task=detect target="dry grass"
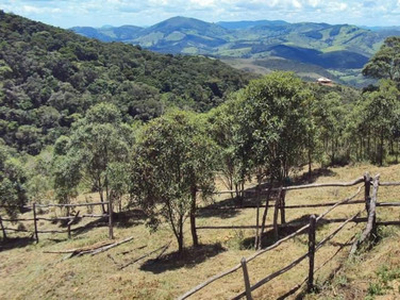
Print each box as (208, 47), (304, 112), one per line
(1, 163), (400, 299)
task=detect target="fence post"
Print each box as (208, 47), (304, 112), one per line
(371, 175), (379, 237)
(0, 215), (7, 241)
(67, 206), (71, 239)
(280, 189), (286, 224)
(108, 200), (114, 239)
(241, 257), (253, 300)
(364, 172), (371, 213)
(254, 181), (261, 249)
(307, 214), (316, 292)
(33, 202), (39, 243)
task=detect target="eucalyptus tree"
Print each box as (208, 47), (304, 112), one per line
(313, 92), (348, 166)
(358, 79), (400, 165)
(363, 36), (400, 82)
(235, 72), (314, 247)
(130, 110), (217, 253)
(206, 92), (246, 200)
(52, 103), (133, 212)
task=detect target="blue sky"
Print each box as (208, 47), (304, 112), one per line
(2, 0), (400, 28)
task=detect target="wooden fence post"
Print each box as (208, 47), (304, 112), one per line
(307, 215), (316, 292)
(108, 200), (114, 239)
(364, 172), (371, 213)
(371, 175), (379, 237)
(33, 202), (39, 243)
(241, 257), (253, 300)
(254, 181), (261, 249)
(67, 206), (71, 239)
(280, 189), (286, 224)
(0, 215), (7, 241)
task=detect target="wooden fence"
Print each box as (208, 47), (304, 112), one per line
(179, 173), (400, 299)
(0, 200), (114, 242)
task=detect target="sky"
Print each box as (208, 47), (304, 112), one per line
(2, 0), (400, 28)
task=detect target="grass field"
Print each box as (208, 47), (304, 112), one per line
(1, 163), (400, 299)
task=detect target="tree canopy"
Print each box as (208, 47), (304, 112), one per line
(130, 110), (217, 252)
(362, 36), (400, 82)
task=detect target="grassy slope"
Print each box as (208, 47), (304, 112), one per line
(1, 163), (400, 299)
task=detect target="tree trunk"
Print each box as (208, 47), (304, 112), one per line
(280, 189), (286, 224)
(190, 187), (199, 247)
(379, 130), (384, 166)
(98, 177), (106, 214)
(178, 215), (184, 254)
(258, 183), (273, 249)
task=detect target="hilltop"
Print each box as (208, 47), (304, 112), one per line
(70, 16), (400, 86)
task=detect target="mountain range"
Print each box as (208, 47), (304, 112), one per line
(71, 17), (400, 86)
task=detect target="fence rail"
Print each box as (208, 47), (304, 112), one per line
(0, 201), (114, 242)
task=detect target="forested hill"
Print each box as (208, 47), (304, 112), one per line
(0, 11), (250, 155)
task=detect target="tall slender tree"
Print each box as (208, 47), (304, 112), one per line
(130, 110), (217, 253)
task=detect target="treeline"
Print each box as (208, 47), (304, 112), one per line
(2, 66), (400, 251)
(0, 11), (250, 155)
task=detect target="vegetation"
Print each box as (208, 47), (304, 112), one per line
(130, 110), (216, 252)
(0, 11), (250, 155)
(362, 36), (400, 81)
(3, 10), (400, 298)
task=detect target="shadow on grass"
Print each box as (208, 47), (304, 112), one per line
(292, 168), (337, 185)
(198, 168), (336, 220)
(71, 209), (146, 236)
(241, 214), (336, 249)
(0, 236), (34, 252)
(197, 193), (279, 219)
(140, 243), (226, 274)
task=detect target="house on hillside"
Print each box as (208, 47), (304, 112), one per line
(317, 77), (334, 86)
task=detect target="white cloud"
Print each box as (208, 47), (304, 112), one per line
(3, 0), (400, 28)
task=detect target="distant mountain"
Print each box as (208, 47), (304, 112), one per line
(217, 20), (289, 30)
(71, 24), (143, 42)
(70, 16), (400, 86)
(133, 16), (230, 54)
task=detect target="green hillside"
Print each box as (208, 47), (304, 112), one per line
(0, 11), (250, 155)
(70, 17), (396, 86)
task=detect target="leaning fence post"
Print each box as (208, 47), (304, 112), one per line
(364, 172), (371, 213)
(33, 202), (39, 243)
(241, 257), (253, 300)
(108, 200), (114, 239)
(0, 215), (7, 241)
(307, 214), (316, 292)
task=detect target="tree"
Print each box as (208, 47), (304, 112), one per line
(235, 72), (314, 247)
(0, 145), (28, 218)
(130, 110), (217, 253)
(362, 36), (400, 82)
(52, 103), (133, 212)
(358, 79), (400, 165)
(313, 92), (348, 166)
(206, 94), (246, 201)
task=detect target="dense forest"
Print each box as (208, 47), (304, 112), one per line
(0, 11), (250, 155)
(1, 11), (400, 252)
